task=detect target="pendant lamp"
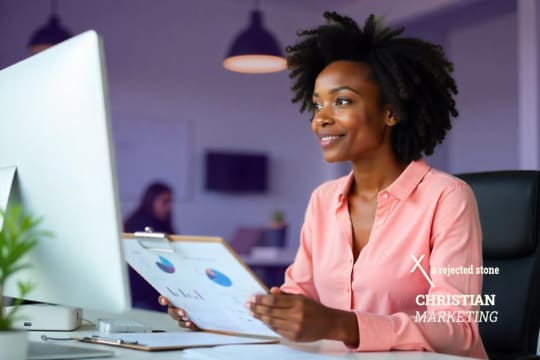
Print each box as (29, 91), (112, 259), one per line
(223, 8), (286, 74)
(28, 0), (72, 54)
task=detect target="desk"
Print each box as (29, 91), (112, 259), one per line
(29, 308), (475, 360)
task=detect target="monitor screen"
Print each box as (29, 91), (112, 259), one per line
(0, 31), (130, 313)
(205, 151), (268, 193)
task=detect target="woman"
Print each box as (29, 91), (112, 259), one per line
(125, 181), (175, 311)
(161, 13), (487, 358)
(124, 181), (175, 235)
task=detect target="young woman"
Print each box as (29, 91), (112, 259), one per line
(161, 13), (487, 358)
(124, 181), (175, 235)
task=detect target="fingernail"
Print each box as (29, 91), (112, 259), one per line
(181, 316), (189, 321)
(185, 321), (191, 327)
(178, 310), (185, 317)
(250, 296), (255, 302)
(244, 302), (250, 309)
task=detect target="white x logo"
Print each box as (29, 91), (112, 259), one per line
(410, 254), (435, 288)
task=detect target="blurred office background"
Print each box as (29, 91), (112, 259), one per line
(0, 0), (538, 250)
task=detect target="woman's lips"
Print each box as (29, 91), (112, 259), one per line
(319, 134), (345, 148)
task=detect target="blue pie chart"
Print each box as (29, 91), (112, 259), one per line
(155, 256), (176, 274)
(205, 268), (232, 287)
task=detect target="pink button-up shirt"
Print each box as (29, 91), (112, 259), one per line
(281, 159), (487, 359)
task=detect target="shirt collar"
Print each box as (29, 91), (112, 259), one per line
(387, 158), (431, 200)
(336, 172), (355, 206)
(335, 158), (431, 206)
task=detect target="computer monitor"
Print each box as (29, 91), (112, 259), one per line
(0, 31), (130, 313)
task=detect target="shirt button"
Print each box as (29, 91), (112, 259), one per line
(382, 193), (389, 199)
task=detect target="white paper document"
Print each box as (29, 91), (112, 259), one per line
(123, 236), (278, 338)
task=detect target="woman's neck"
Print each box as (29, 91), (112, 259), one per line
(349, 153), (408, 200)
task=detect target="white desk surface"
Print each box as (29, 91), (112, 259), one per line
(28, 308), (476, 360)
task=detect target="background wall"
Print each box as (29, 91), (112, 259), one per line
(0, 0), (538, 250)
(400, 0), (522, 173)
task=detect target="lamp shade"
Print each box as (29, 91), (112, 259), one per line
(223, 10), (286, 74)
(28, 14), (72, 54)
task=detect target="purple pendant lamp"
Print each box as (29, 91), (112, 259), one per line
(223, 8), (286, 74)
(28, 0), (72, 54)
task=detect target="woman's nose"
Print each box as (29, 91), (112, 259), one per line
(313, 111), (334, 127)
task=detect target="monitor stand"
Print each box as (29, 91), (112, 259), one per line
(0, 165), (16, 229)
(0, 167), (109, 358)
(0, 168), (82, 332)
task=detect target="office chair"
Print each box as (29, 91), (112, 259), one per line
(457, 171), (540, 360)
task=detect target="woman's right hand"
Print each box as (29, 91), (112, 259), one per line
(158, 295), (200, 330)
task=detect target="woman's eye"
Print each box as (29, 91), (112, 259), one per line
(336, 98), (351, 106)
(312, 102), (322, 111)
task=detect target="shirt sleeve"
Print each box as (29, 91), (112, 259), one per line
(351, 182), (487, 358)
(280, 191), (320, 301)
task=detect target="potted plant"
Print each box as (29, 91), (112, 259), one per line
(263, 210), (287, 247)
(0, 205), (47, 360)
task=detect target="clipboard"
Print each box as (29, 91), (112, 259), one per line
(75, 331), (278, 351)
(118, 229), (279, 349)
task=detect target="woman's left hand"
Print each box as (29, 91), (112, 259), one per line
(246, 287), (358, 345)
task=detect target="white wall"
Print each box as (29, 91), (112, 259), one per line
(447, 13), (519, 173)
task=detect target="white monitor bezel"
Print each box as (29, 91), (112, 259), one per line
(0, 31), (130, 313)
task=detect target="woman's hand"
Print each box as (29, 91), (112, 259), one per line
(246, 287), (359, 346)
(158, 295), (200, 330)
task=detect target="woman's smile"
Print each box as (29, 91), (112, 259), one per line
(318, 134), (346, 148)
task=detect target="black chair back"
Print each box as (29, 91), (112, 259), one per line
(457, 171), (540, 359)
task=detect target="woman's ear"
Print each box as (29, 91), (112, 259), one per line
(385, 108), (399, 127)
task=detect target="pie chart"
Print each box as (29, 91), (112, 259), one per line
(155, 255), (175, 274)
(205, 268), (232, 287)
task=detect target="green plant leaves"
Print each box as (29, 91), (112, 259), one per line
(0, 205), (50, 330)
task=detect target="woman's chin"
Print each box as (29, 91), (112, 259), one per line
(322, 154), (345, 163)
(320, 147), (345, 162)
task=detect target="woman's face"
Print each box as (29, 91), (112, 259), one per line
(311, 60), (396, 163)
(153, 191), (172, 221)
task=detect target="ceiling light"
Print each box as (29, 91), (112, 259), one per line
(223, 9), (286, 74)
(28, 0), (72, 54)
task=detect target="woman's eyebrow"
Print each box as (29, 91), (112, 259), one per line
(330, 86), (359, 94)
(312, 86), (360, 98)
